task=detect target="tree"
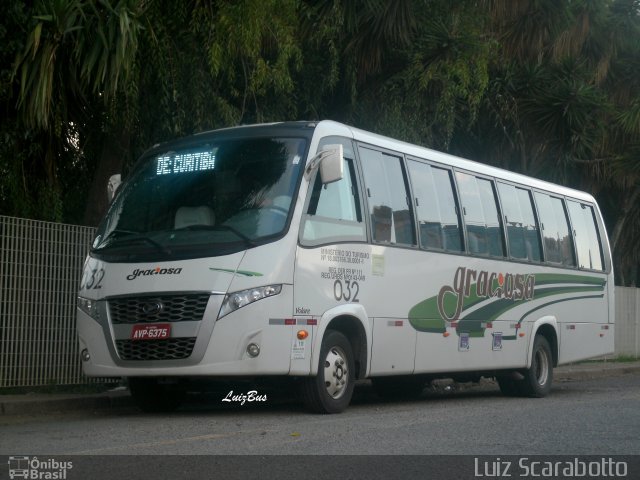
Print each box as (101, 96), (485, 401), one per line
(9, 0), (142, 224)
(473, 0), (640, 284)
(9, 0), (304, 226)
(3, 0), (639, 284)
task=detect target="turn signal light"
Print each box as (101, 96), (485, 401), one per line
(297, 330), (309, 340)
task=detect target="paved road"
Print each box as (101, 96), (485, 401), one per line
(1, 374), (639, 456)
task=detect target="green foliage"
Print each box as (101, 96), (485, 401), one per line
(1, 0), (639, 283)
(208, 0), (302, 122)
(402, 5), (495, 145)
(14, 0), (142, 130)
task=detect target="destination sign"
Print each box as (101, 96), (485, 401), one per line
(156, 148), (217, 175)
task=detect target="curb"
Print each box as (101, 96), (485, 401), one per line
(554, 363), (640, 382)
(0, 391), (133, 416)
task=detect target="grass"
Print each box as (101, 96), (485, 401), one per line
(579, 355), (639, 364)
(606, 355), (639, 363)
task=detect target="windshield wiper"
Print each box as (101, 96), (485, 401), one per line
(94, 229), (172, 255)
(173, 224), (256, 247)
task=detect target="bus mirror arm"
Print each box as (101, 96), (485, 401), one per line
(305, 144), (344, 184)
(107, 174), (122, 202)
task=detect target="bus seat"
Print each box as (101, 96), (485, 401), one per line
(272, 195), (291, 211)
(175, 206), (215, 229)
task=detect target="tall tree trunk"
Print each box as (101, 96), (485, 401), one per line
(609, 185), (640, 286)
(83, 130), (131, 226)
(610, 186), (640, 252)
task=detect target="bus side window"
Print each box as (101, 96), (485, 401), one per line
(301, 156), (366, 245)
(497, 183), (542, 262)
(534, 192), (576, 266)
(455, 172), (505, 257)
(407, 160), (463, 252)
(359, 147), (416, 246)
(566, 201), (604, 271)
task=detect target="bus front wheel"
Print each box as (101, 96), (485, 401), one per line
(300, 330), (355, 414)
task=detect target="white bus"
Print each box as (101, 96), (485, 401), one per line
(77, 120), (614, 413)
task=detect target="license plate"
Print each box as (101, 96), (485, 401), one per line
(130, 323), (171, 340)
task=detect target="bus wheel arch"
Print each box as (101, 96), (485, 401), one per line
(520, 334), (554, 397)
(534, 322), (559, 368)
(300, 312), (369, 413)
(324, 315), (368, 380)
(497, 335), (554, 398)
(301, 329), (356, 413)
(497, 320), (558, 398)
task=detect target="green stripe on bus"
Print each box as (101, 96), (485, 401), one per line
(409, 285), (605, 335)
(209, 268), (264, 277)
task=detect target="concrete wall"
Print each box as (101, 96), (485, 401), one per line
(615, 287), (640, 358)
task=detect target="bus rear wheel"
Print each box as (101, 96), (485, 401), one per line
(300, 330), (355, 414)
(497, 335), (553, 398)
(520, 335), (553, 397)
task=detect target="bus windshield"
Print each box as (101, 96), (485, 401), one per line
(92, 136), (307, 261)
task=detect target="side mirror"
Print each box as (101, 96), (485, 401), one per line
(107, 174), (122, 202)
(305, 144), (344, 184)
(319, 144), (344, 184)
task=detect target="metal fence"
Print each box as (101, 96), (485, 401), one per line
(1, 215), (639, 388)
(0, 215), (96, 387)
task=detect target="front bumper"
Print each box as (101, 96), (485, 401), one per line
(77, 286), (296, 377)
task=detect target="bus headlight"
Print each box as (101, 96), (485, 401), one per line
(77, 296), (101, 321)
(218, 285), (282, 319)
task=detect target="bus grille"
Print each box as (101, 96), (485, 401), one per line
(115, 337), (197, 361)
(108, 294), (210, 324)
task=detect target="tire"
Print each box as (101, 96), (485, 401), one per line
(300, 330), (355, 414)
(519, 335), (553, 397)
(497, 335), (553, 398)
(372, 376), (425, 400)
(128, 377), (186, 413)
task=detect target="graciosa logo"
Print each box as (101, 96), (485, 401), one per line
(437, 266), (535, 321)
(126, 266), (182, 281)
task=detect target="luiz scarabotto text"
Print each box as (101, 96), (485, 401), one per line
(474, 457), (628, 478)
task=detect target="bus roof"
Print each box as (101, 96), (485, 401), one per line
(312, 120), (597, 204)
(146, 119), (597, 204)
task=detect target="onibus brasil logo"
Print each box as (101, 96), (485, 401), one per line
(8, 456), (73, 479)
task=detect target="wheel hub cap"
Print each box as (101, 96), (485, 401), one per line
(324, 346), (348, 399)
